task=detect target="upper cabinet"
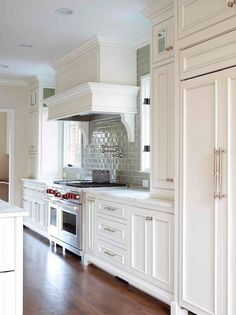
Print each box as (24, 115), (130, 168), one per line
(152, 17), (174, 65)
(177, 0), (236, 49)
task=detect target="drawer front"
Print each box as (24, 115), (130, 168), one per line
(96, 239), (127, 270)
(180, 29), (236, 80)
(98, 200), (126, 220)
(97, 216), (127, 247)
(22, 183), (46, 200)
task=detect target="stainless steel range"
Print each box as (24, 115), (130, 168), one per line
(46, 171), (126, 256)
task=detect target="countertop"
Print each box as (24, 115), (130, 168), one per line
(0, 199), (28, 218)
(20, 178), (174, 213)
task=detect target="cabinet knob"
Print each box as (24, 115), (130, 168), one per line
(166, 47), (170, 51)
(228, 1), (234, 7)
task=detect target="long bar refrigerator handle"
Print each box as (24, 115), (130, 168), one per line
(214, 149), (219, 199)
(219, 148), (227, 199)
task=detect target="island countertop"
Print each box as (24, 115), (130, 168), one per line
(0, 199), (28, 218)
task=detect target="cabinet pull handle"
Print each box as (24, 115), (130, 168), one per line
(145, 216), (153, 221)
(228, 1), (234, 7)
(104, 227), (116, 233)
(166, 178), (174, 183)
(169, 46), (173, 50)
(219, 148), (227, 199)
(214, 148), (219, 199)
(165, 47), (170, 51)
(104, 250), (116, 257)
(104, 206), (116, 211)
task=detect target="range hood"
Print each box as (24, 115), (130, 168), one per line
(44, 36), (140, 142)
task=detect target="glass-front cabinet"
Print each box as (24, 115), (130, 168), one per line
(152, 17), (174, 64)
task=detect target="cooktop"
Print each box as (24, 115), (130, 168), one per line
(53, 180), (126, 188)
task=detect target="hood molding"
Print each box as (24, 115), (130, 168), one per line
(45, 82), (139, 142)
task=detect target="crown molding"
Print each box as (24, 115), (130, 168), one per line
(27, 75), (55, 89)
(141, 0), (174, 22)
(0, 79), (28, 87)
(51, 35), (150, 71)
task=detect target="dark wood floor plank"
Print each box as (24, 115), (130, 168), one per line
(23, 228), (170, 315)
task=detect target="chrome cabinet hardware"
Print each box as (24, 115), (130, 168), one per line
(219, 148), (227, 199)
(227, 1), (234, 7)
(145, 216), (153, 221)
(213, 148), (227, 199)
(103, 206), (116, 211)
(166, 46), (174, 51)
(104, 250), (116, 257)
(166, 178), (174, 183)
(103, 227), (116, 233)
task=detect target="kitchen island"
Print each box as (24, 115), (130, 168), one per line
(0, 199), (27, 315)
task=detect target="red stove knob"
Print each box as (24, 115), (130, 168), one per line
(54, 191), (61, 198)
(62, 193), (68, 199)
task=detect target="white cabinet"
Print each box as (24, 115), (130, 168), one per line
(177, 0), (236, 48)
(0, 218), (15, 272)
(0, 272), (16, 315)
(21, 180), (48, 237)
(178, 67), (236, 315)
(152, 17), (174, 65)
(27, 77), (60, 180)
(130, 207), (174, 293)
(151, 62), (174, 198)
(28, 110), (38, 153)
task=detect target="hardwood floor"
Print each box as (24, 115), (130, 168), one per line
(23, 228), (170, 315)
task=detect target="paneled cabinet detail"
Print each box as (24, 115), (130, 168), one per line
(21, 180), (48, 237)
(130, 207), (174, 293)
(27, 76), (60, 180)
(85, 195), (174, 304)
(177, 0), (236, 48)
(178, 68), (236, 315)
(151, 62), (174, 197)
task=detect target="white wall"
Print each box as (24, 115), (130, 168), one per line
(0, 85), (28, 206)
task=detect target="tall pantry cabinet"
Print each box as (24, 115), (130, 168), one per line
(143, 0), (175, 200)
(28, 76), (61, 180)
(176, 1), (236, 315)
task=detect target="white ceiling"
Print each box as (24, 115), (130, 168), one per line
(0, 0), (155, 80)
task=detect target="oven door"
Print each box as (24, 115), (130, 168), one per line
(48, 201), (60, 238)
(58, 204), (82, 250)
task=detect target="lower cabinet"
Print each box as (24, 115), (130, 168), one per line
(21, 180), (48, 237)
(130, 207), (174, 293)
(85, 196), (174, 304)
(0, 272), (16, 315)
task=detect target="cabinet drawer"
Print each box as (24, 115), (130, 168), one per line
(97, 216), (127, 247)
(180, 29), (236, 80)
(96, 239), (127, 270)
(98, 200), (127, 220)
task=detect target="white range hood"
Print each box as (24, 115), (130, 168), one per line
(44, 36), (140, 142)
(45, 81), (139, 142)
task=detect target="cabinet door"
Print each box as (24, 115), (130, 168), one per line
(0, 272), (15, 315)
(35, 201), (47, 229)
(130, 208), (150, 280)
(150, 211), (174, 293)
(177, 0), (235, 44)
(151, 63), (174, 196)
(179, 72), (227, 315)
(86, 197), (95, 254)
(0, 218), (15, 272)
(28, 110), (38, 153)
(152, 17), (174, 64)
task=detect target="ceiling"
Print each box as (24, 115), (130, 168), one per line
(0, 0), (155, 80)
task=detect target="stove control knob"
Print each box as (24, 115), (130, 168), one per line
(62, 193), (68, 199)
(54, 191), (61, 198)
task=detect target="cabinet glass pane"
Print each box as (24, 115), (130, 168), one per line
(158, 30), (166, 53)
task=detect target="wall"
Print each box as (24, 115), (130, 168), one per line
(0, 85), (28, 205)
(64, 45), (150, 188)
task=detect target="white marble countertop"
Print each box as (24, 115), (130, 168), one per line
(20, 178), (175, 213)
(0, 200), (28, 218)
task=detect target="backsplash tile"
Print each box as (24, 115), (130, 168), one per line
(63, 45), (150, 188)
